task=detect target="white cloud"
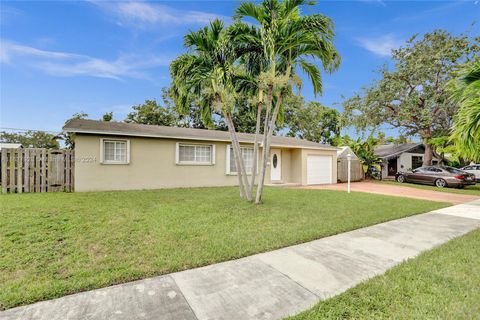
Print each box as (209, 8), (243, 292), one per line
(1, 40), (171, 79)
(356, 34), (404, 57)
(1, 41), (79, 63)
(357, 0), (386, 7)
(0, 5), (24, 25)
(91, 1), (231, 27)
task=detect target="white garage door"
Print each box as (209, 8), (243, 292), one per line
(307, 155), (332, 185)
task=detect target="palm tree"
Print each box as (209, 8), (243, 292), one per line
(448, 60), (480, 162)
(234, 0), (341, 203)
(349, 136), (383, 180)
(170, 20), (252, 200)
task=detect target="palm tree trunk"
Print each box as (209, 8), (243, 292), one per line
(267, 91), (283, 138)
(248, 99), (263, 197)
(255, 86), (273, 204)
(224, 111), (251, 201)
(256, 90), (284, 204)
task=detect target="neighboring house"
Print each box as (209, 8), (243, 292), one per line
(63, 119), (339, 191)
(375, 143), (441, 178)
(0, 143), (23, 151)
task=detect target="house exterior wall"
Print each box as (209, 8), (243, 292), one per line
(300, 149), (338, 185)
(398, 152), (423, 171)
(290, 149), (303, 184)
(280, 148), (291, 183)
(382, 153), (422, 178)
(74, 134), (336, 191)
(381, 163), (389, 178)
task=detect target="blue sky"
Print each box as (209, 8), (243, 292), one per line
(1, 0), (479, 137)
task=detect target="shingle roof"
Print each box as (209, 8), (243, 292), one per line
(374, 143), (423, 159)
(63, 119), (338, 150)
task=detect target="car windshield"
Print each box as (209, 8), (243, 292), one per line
(443, 167), (465, 174)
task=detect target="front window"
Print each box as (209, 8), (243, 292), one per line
(228, 146), (254, 174)
(411, 156), (423, 169)
(102, 139), (129, 164)
(177, 144), (213, 164)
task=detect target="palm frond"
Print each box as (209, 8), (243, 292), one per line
(299, 59), (322, 95)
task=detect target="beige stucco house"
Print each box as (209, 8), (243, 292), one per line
(64, 119), (339, 192)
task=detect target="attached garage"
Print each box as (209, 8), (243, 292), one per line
(307, 155), (332, 185)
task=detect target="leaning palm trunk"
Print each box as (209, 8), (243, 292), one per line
(256, 90), (284, 204)
(255, 86), (274, 204)
(224, 111), (251, 200)
(248, 98), (263, 197)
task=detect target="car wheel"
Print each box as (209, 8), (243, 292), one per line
(397, 175), (405, 183)
(435, 178), (447, 188)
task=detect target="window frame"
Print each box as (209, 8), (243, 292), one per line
(411, 155), (423, 170)
(175, 143), (215, 165)
(225, 145), (257, 175)
(100, 138), (130, 164)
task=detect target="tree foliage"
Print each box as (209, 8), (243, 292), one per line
(448, 60), (480, 162)
(169, 19), (254, 200)
(125, 100), (179, 127)
(61, 112), (88, 149)
(101, 112), (113, 122)
(0, 130), (59, 149)
(285, 101), (340, 145)
(342, 30), (479, 166)
(234, 0), (340, 203)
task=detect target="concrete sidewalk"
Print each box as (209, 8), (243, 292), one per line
(3, 200), (480, 320)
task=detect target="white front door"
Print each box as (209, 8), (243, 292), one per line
(270, 149), (282, 181)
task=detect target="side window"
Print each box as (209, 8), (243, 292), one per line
(101, 139), (130, 164)
(411, 156), (423, 169)
(463, 166), (472, 170)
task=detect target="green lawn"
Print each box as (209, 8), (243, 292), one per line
(289, 228), (480, 320)
(377, 180), (480, 195)
(0, 187), (447, 310)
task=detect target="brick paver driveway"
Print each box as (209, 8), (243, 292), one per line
(304, 181), (480, 204)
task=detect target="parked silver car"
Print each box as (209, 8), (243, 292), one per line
(396, 166), (476, 188)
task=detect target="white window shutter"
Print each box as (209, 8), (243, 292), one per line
(212, 144), (216, 165)
(126, 140), (131, 164)
(175, 142), (180, 164)
(225, 145), (231, 174)
(99, 138), (104, 164)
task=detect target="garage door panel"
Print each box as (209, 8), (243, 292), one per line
(307, 155), (332, 185)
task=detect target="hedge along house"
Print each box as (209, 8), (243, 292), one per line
(63, 120), (339, 192)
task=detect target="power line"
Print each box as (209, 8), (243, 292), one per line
(0, 127), (61, 134)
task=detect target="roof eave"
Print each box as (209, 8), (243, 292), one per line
(64, 128), (337, 151)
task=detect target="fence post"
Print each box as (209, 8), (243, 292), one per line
(17, 149), (23, 194)
(9, 150), (15, 193)
(1, 150), (7, 193)
(41, 149), (47, 192)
